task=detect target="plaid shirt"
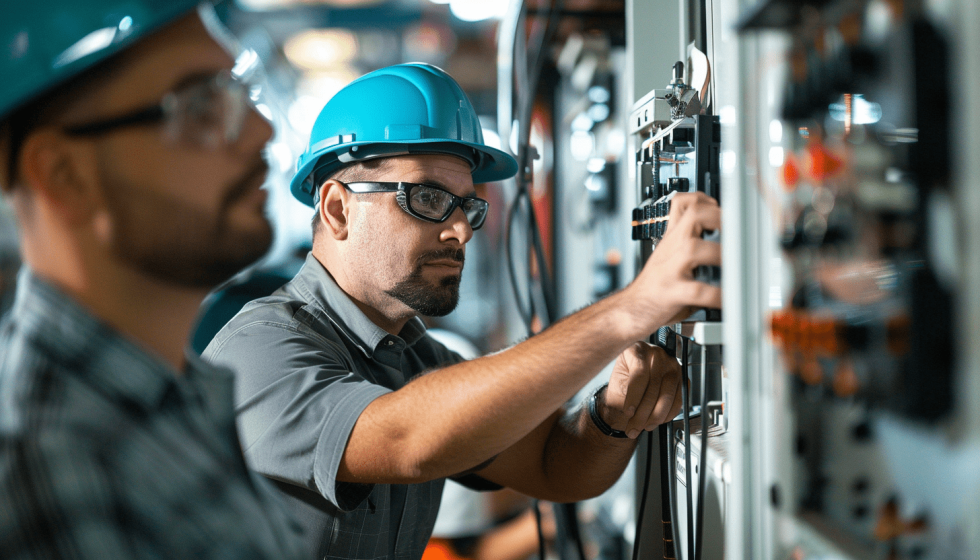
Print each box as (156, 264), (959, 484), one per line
(0, 271), (306, 559)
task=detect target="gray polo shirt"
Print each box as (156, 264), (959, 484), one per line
(203, 254), (491, 560)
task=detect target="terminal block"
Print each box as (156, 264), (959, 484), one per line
(630, 60), (721, 322)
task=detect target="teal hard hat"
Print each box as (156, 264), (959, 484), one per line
(0, 0), (205, 121)
(290, 63), (519, 207)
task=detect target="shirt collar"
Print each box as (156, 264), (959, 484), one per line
(292, 253), (428, 357)
(9, 268), (203, 410)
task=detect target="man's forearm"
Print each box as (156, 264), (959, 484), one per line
(538, 402), (638, 502)
(340, 288), (653, 484)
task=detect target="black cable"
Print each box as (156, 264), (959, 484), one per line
(667, 421), (683, 560)
(506, 196), (535, 333)
(632, 429), (654, 560)
(655, 425), (675, 560)
(533, 500), (546, 560)
(698, 0), (708, 55)
(694, 343), (709, 560)
(505, 3), (581, 560)
(680, 337), (694, 559)
(652, 142), (660, 198)
(510, 0), (563, 329)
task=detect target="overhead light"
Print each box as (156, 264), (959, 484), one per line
(403, 21), (456, 64)
(284, 29), (358, 71)
(237, 0), (384, 10)
(829, 94), (882, 125)
(449, 0), (510, 22)
(236, 0), (301, 10)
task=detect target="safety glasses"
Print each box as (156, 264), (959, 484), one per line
(62, 70), (255, 150)
(342, 181), (490, 230)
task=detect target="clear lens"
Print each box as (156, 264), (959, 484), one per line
(410, 185), (454, 220)
(462, 199), (489, 229)
(162, 73), (249, 149)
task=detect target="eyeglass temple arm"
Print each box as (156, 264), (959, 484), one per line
(63, 106), (165, 136)
(341, 181), (403, 193)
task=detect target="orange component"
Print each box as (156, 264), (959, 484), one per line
(422, 539), (469, 560)
(811, 317), (838, 355)
(781, 152), (801, 191)
(874, 499), (928, 542)
(832, 358), (860, 397)
(804, 142), (844, 182)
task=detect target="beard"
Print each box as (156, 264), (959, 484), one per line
(98, 158), (274, 288)
(385, 247), (464, 317)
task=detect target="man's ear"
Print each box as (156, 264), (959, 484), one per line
(318, 180), (353, 240)
(19, 130), (102, 227)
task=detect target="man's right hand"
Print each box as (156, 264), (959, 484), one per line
(628, 192), (722, 328)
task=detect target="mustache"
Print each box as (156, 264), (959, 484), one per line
(416, 247), (465, 267)
(222, 158), (270, 209)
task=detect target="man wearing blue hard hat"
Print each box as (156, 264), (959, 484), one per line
(0, 1), (305, 557)
(205, 63), (721, 558)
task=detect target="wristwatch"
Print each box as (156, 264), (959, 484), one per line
(588, 384), (629, 438)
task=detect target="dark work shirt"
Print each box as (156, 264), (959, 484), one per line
(203, 254), (484, 560)
(0, 270), (305, 559)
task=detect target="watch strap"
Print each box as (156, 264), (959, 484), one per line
(588, 384), (629, 438)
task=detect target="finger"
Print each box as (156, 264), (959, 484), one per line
(626, 371), (667, 435)
(621, 343), (650, 422)
(647, 360), (682, 427)
(667, 381), (684, 423)
(687, 239), (722, 269)
(624, 345), (675, 434)
(673, 281), (722, 310)
(648, 377), (685, 431)
(616, 343), (653, 420)
(604, 352), (636, 417)
(672, 200), (722, 237)
(667, 192), (718, 218)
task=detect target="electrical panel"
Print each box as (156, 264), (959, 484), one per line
(630, 52), (727, 560)
(736, 1), (969, 558)
(630, 61), (721, 320)
(625, 0), (980, 558)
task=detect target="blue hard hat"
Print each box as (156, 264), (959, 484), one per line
(290, 63), (519, 207)
(0, 0), (205, 121)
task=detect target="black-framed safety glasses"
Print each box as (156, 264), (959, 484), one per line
(61, 70), (255, 150)
(342, 181), (490, 230)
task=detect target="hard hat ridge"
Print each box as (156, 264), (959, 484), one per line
(290, 63), (519, 208)
(0, 0), (207, 123)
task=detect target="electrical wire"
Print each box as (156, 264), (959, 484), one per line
(504, 2), (585, 560)
(694, 343), (710, 560)
(632, 429), (654, 560)
(506, 196), (535, 333)
(667, 421), (683, 560)
(680, 337), (694, 559)
(533, 500), (546, 560)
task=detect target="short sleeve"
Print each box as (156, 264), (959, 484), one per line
(204, 320), (389, 511)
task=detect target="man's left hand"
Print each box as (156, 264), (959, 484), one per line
(601, 342), (683, 439)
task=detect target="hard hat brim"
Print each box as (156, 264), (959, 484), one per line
(290, 139), (519, 208)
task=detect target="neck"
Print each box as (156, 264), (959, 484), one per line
(311, 250), (412, 336)
(22, 229), (208, 372)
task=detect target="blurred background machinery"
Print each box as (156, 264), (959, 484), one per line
(2, 0), (980, 558)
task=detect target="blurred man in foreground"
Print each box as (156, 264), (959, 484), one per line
(0, 1), (303, 556)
